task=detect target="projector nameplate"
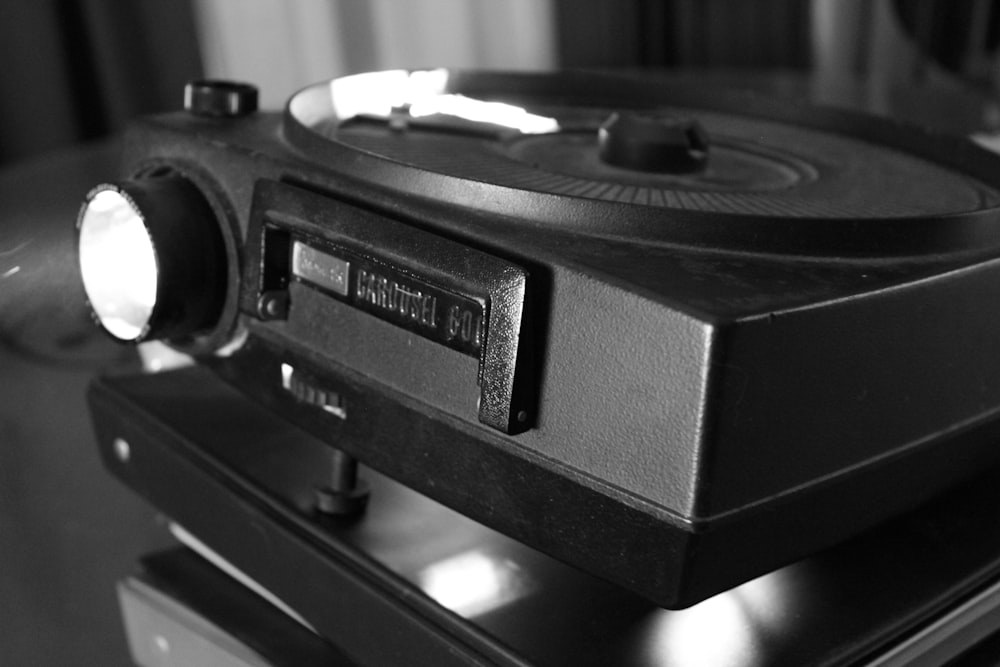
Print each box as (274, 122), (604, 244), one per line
(291, 239), (486, 359)
(243, 180), (532, 434)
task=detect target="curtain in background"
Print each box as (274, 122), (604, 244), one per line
(192, 0), (556, 110)
(0, 1), (202, 167)
(4, 0), (997, 168)
(0, 0), (555, 166)
(555, 0), (812, 69)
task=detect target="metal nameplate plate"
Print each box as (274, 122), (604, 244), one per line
(291, 239), (486, 358)
(244, 180), (532, 434)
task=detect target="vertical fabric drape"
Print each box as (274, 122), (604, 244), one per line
(0, 1), (202, 167)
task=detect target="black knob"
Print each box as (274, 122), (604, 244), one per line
(184, 80), (259, 118)
(598, 112), (710, 174)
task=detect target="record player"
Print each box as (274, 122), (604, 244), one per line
(78, 69), (1000, 610)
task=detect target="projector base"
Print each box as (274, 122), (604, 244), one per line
(91, 367), (1000, 666)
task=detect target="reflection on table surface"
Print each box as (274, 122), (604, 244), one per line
(143, 364), (1000, 666)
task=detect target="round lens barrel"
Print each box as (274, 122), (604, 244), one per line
(77, 177), (226, 343)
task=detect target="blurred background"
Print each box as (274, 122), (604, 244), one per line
(1, 0), (998, 664)
(2, 0), (1000, 167)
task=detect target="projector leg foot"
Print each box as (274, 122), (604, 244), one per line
(315, 449), (369, 517)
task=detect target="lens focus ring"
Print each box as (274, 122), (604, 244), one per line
(77, 176), (227, 343)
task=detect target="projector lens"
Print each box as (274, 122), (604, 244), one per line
(78, 187), (158, 341)
(76, 176), (227, 344)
